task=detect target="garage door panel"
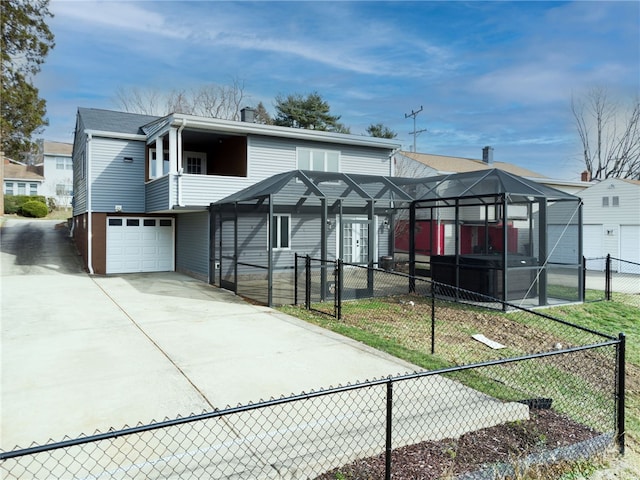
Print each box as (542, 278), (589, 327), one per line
(583, 225), (604, 271)
(107, 217), (174, 274)
(620, 225), (640, 274)
(547, 225), (579, 265)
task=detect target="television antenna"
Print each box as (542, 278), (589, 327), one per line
(405, 106), (428, 152)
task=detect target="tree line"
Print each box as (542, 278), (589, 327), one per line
(1, 0), (638, 180)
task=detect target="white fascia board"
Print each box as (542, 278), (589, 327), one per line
(155, 113), (401, 150)
(84, 129), (147, 141)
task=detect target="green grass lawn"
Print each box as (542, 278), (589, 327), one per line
(280, 298), (638, 445)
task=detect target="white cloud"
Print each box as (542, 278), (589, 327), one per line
(51, 0), (187, 38)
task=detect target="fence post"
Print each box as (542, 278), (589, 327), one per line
(616, 332), (626, 455)
(606, 254), (612, 301)
(582, 256), (586, 302)
(305, 255), (311, 310)
(431, 283), (436, 355)
(385, 380), (393, 480)
(294, 253), (298, 305)
(337, 259), (343, 320)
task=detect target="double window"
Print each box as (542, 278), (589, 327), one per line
(271, 214), (290, 249)
(56, 158), (73, 170)
(56, 184), (73, 196)
(297, 148), (340, 173)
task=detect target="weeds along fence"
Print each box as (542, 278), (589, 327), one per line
(0, 337), (624, 480)
(584, 255), (640, 307)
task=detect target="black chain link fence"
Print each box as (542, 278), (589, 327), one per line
(1, 256), (626, 479)
(584, 255), (640, 307)
(1, 337), (622, 479)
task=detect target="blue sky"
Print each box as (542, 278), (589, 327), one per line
(37, 1), (639, 180)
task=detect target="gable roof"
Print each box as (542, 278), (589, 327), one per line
(43, 141), (73, 156)
(400, 151), (547, 178)
(77, 108), (160, 135)
(3, 163), (45, 181)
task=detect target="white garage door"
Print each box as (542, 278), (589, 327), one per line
(547, 225), (579, 265)
(583, 224), (604, 271)
(107, 217), (174, 274)
(620, 225), (640, 274)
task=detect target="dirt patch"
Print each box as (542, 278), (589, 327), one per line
(315, 409), (600, 480)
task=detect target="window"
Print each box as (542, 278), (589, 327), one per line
(143, 219), (156, 227)
(602, 197), (609, 207)
(184, 152), (207, 175)
(127, 219), (140, 227)
(270, 215), (290, 249)
(297, 148), (340, 172)
(29, 183), (37, 195)
(5, 182), (13, 195)
(108, 219), (123, 226)
(56, 184), (73, 196)
(159, 219), (172, 227)
(149, 149), (169, 178)
(17, 183), (26, 195)
(612, 196), (619, 207)
(56, 158), (73, 170)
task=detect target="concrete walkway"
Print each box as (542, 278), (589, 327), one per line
(1, 219), (528, 478)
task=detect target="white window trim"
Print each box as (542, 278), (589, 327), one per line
(296, 147), (341, 173)
(149, 149), (170, 179)
(270, 214), (291, 250)
(183, 151), (207, 175)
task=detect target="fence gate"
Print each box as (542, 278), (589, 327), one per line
(295, 255), (340, 318)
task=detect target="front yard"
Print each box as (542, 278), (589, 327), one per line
(280, 296), (640, 479)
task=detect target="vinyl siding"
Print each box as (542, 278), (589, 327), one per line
(91, 138), (146, 212)
(146, 176), (170, 212)
(72, 119), (88, 215)
(176, 135), (393, 206)
(176, 212), (209, 279)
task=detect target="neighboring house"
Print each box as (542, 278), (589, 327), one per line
(71, 107), (399, 278)
(3, 158), (45, 197)
(579, 178), (640, 272)
(39, 140), (74, 208)
(395, 149), (591, 195)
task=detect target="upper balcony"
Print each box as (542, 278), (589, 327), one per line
(144, 128), (254, 212)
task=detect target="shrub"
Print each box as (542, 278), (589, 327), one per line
(4, 195), (20, 214)
(20, 200), (49, 218)
(3, 195), (47, 214)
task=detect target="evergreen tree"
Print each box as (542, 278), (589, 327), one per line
(1, 0), (55, 158)
(273, 92), (343, 131)
(366, 123), (397, 139)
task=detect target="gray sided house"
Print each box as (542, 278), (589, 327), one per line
(70, 107), (399, 281)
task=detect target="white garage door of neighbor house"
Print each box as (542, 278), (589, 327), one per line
(547, 225), (579, 265)
(620, 225), (640, 274)
(106, 217), (174, 274)
(583, 225), (605, 271)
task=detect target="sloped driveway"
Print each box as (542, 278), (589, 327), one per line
(1, 219), (422, 450)
(2, 219), (529, 479)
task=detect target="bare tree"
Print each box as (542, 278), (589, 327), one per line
(572, 87), (640, 180)
(113, 78), (248, 120)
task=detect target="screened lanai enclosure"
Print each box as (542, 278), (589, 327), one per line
(209, 169), (583, 308)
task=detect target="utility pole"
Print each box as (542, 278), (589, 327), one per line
(405, 106), (427, 152)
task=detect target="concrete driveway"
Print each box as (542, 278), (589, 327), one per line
(1, 219), (423, 450)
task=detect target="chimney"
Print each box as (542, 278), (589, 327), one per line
(482, 146), (494, 164)
(240, 107), (256, 123)
(581, 170), (592, 182)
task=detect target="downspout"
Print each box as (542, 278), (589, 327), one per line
(177, 119), (186, 207)
(86, 133), (94, 274)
